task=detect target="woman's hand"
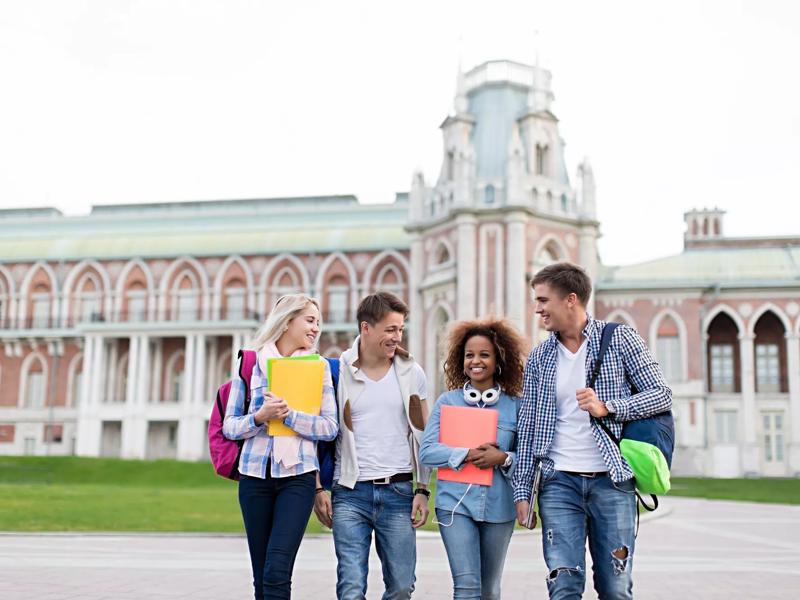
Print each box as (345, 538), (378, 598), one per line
(253, 392), (290, 424)
(468, 442), (507, 469)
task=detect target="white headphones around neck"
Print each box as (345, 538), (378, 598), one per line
(463, 382), (501, 407)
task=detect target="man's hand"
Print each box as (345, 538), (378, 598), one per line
(411, 493), (429, 529)
(576, 387), (608, 418)
(469, 443), (507, 469)
(313, 490), (333, 528)
(516, 500), (536, 529)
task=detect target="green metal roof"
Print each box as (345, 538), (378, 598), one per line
(598, 246), (800, 290)
(0, 196), (411, 261)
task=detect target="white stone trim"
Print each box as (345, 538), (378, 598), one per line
(212, 255), (255, 320)
(258, 253), (311, 312)
(314, 252), (358, 321)
(362, 249), (411, 293)
(18, 350), (48, 408)
(746, 302), (792, 337)
(158, 257), (210, 320)
(648, 307), (689, 382)
(605, 309), (639, 332)
(114, 259), (157, 321)
(18, 261), (60, 324)
(702, 303), (746, 335)
(61, 260), (113, 322)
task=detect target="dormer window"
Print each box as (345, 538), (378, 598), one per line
(485, 184), (495, 204)
(535, 144), (548, 176)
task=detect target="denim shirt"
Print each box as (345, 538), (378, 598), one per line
(419, 389), (520, 523)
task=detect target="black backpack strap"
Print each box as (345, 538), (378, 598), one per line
(590, 323), (622, 447)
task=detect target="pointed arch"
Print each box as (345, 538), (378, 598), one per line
(649, 308), (689, 382)
(65, 351), (84, 408)
(604, 309), (639, 332)
(163, 349), (186, 404)
(0, 264), (15, 327)
(702, 304), (745, 336)
(532, 234), (569, 267)
(159, 257), (210, 321)
(425, 300), (455, 399)
(19, 350), (49, 408)
(362, 250), (411, 293)
(214, 255), (255, 321)
(315, 252), (358, 323)
(429, 238), (455, 270)
(259, 253), (311, 312)
(19, 261), (59, 325)
(747, 303), (792, 337)
(62, 260), (113, 322)
(115, 259), (156, 321)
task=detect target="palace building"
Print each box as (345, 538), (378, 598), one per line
(1, 60), (798, 477)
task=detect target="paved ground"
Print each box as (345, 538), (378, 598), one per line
(1, 496), (799, 599)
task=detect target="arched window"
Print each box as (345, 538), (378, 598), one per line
(560, 194), (568, 213)
(172, 272), (200, 322)
(535, 144), (548, 176)
(31, 284), (51, 328)
(326, 276), (349, 323)
(707, 312), (740, 393)
(484, 184), (495, 205)
(655, 315), (683, 382)
(164, 352), (185, 404)
(753, 311), (787, 393)
(24, 356), (47, 408)
(375, 264), (406, 301)
(224, 280), (247, 321)
(73, 272), (102, 324)
(126, 286), (147, 322)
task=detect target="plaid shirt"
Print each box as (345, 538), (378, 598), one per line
(222, 356), (338, 479)
(512, 315), (672, 502)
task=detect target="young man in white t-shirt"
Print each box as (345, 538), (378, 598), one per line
(513, 263), (672, 599)
(314, 292), (431, 600)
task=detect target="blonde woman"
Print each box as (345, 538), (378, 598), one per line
(223, 294), (338, 600)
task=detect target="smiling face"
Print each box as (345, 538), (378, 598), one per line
(533, 282), (576, 333)
(360, 311), (405, 361)
(281, 302), (321, 351)
(463, 335), (496, 391)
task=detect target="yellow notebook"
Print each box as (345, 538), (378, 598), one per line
(267, 358), (325, 436)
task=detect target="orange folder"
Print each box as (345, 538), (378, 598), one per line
(266, 358), (324, 437)
(437, 405), (498, 486)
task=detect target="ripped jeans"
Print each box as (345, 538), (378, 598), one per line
(538, 470), (636, 600)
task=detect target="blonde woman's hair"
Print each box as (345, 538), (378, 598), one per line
(253, 294), (322, 350)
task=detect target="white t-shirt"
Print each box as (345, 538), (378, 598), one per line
(334, 364), (420, 480)
(549, 340), (607, 472)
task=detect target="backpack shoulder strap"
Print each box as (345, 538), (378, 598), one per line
(588, 322), (620, 389)
(589, 323), (621, 446)
(325, 357), (340, 407)
(238, 350), (257, 411)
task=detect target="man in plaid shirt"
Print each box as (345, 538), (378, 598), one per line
(513, 262), (672, 599)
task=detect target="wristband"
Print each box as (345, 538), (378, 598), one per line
(413, 488), (430, 498)
(315, 487), (326, 494)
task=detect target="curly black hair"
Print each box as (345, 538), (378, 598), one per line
(442, 318), (528, 397)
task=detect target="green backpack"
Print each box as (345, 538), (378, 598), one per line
(590, 323), (675, 511)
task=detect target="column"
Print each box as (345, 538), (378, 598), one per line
(76, 336), (103, 456)
(121, 336), (141, 459)
(408, 236), (424, 360)
(177, 334), (199, 460)
(505, 211), (527, 333)
(456, 214), (477, 320)
(739, 333), (759, 474)
(786, 333), (800, 475)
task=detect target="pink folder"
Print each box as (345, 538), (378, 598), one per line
(437, 405), (499, 486)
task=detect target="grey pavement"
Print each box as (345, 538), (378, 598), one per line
(1, 496), (799, 599)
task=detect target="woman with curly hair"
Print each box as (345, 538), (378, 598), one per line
(420, 318), (527, 600)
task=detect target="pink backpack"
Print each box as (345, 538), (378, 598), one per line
(208, 349), (257, 480)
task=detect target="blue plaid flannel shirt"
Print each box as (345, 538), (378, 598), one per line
(512, 315), (672, 503)
(222, 355), (338, 479)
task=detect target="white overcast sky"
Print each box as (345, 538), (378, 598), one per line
(1, 0), (798, 266)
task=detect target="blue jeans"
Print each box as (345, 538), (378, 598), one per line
(538, 471), (636, 600)
(436, 510), (515, 599)
(238, 471), (316, 600)
(332, 480), (417, 600)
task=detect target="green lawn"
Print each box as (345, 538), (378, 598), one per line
(669, 476), (800, 505)
(3, 458), (797, 532)
(0, 456), (434, 533)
